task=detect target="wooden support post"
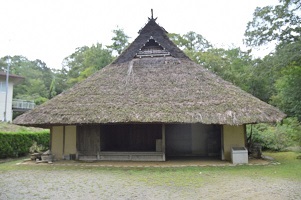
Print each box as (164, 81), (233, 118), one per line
(63, 126), (65, 159)
(76, 125), (79, 160)
(49, 127), (52, 152)
(162, 124), (166, 161)
(221, 125), (225, 160)
(244, 124), (247, 147)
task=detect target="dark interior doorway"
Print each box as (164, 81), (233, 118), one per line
(166, 124), (192, 155)
(102, 124), (161, 151)
(165, 124), (221, 158)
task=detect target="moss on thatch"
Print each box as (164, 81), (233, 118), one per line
(14, 57), (285, 126)
(13, 18), (285, 127)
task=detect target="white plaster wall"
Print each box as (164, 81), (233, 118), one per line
(64, 125), (77, 155)
(222, 125), (246, 161)
(52, 126), (64, 160)
(0, 81), (13, 122)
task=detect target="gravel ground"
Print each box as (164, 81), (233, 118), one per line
(1, 165), (300, 200)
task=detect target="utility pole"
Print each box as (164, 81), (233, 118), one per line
(4, 58), (10, 122)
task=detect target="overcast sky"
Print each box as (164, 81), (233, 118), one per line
(0, 0), (278, 69)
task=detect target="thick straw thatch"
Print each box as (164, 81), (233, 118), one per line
(14, 19), (285, 127)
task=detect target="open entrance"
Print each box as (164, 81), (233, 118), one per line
(76, 123), (222, 161)
(165, 124), (221, 159)
(77, 124), (164, 161)
(101, 124), (162, 151)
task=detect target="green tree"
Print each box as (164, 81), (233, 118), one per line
(245, 57), (275, 102)
(245, 0), (301, 118)
(245, 0), (301, 47)
(272, 42), (301, 73)
(106, 27), (130, 55)
(0, 56), (54, 103)
(271, 65), (301, 120)
(252, 41), (301, 105)
(63, 43), (113, 86)
(52, 68), (68, 95)
(49, 78), (57, 99)
(169, 31), (212, 52)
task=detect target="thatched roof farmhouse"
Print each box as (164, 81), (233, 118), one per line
(14, 14), (285, 162)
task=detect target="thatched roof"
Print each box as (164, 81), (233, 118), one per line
(14, 18), (285, 127)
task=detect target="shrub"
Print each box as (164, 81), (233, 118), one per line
(0, 131), (50, 158)
(247, 117), (301, 151)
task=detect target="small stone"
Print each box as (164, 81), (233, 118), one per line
(262, 155), (275, 161)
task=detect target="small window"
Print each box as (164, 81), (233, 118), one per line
(0, 81), (7, 92)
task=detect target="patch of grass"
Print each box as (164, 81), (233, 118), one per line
(96, 152), (301, 186)
(262, 151), (301, 179)
(0, 158), (27, 170)
(215, 151), (301, 180)
(0, 151), (300, 187)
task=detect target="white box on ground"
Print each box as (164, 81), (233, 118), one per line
(231, 147), (248, 164)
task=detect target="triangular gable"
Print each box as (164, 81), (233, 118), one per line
(135, 36), (171, 58)
(113, 19), (189, 64)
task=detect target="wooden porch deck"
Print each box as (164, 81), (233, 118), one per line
(77, 151), (165, 161)
(72, 152), (269, 166)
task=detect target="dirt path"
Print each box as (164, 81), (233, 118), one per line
(0, 167), (300, 200)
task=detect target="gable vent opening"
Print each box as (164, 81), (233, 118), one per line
(135, 37), (171, 58)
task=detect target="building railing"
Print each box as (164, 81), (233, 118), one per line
(12, 99), (35, 110)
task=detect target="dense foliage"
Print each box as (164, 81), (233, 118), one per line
(244, 0), (301, 47)
(62, 43), (113, 87)
(106, 27), (130, 55)
(247, 117), (301, 151)
(244, 0), (301, 120)
(0, 130), (50, 158)
(0, 56), (53, 105)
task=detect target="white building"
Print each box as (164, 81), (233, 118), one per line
(0, 72), (24, 122)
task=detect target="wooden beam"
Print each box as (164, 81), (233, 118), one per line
(162, 124), (166, 161)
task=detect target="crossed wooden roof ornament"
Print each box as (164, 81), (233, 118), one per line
(148, 9), (158, 21)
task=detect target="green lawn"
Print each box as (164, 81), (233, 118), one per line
(119, 151), (301, 186)
(0, 151), (300, 188)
